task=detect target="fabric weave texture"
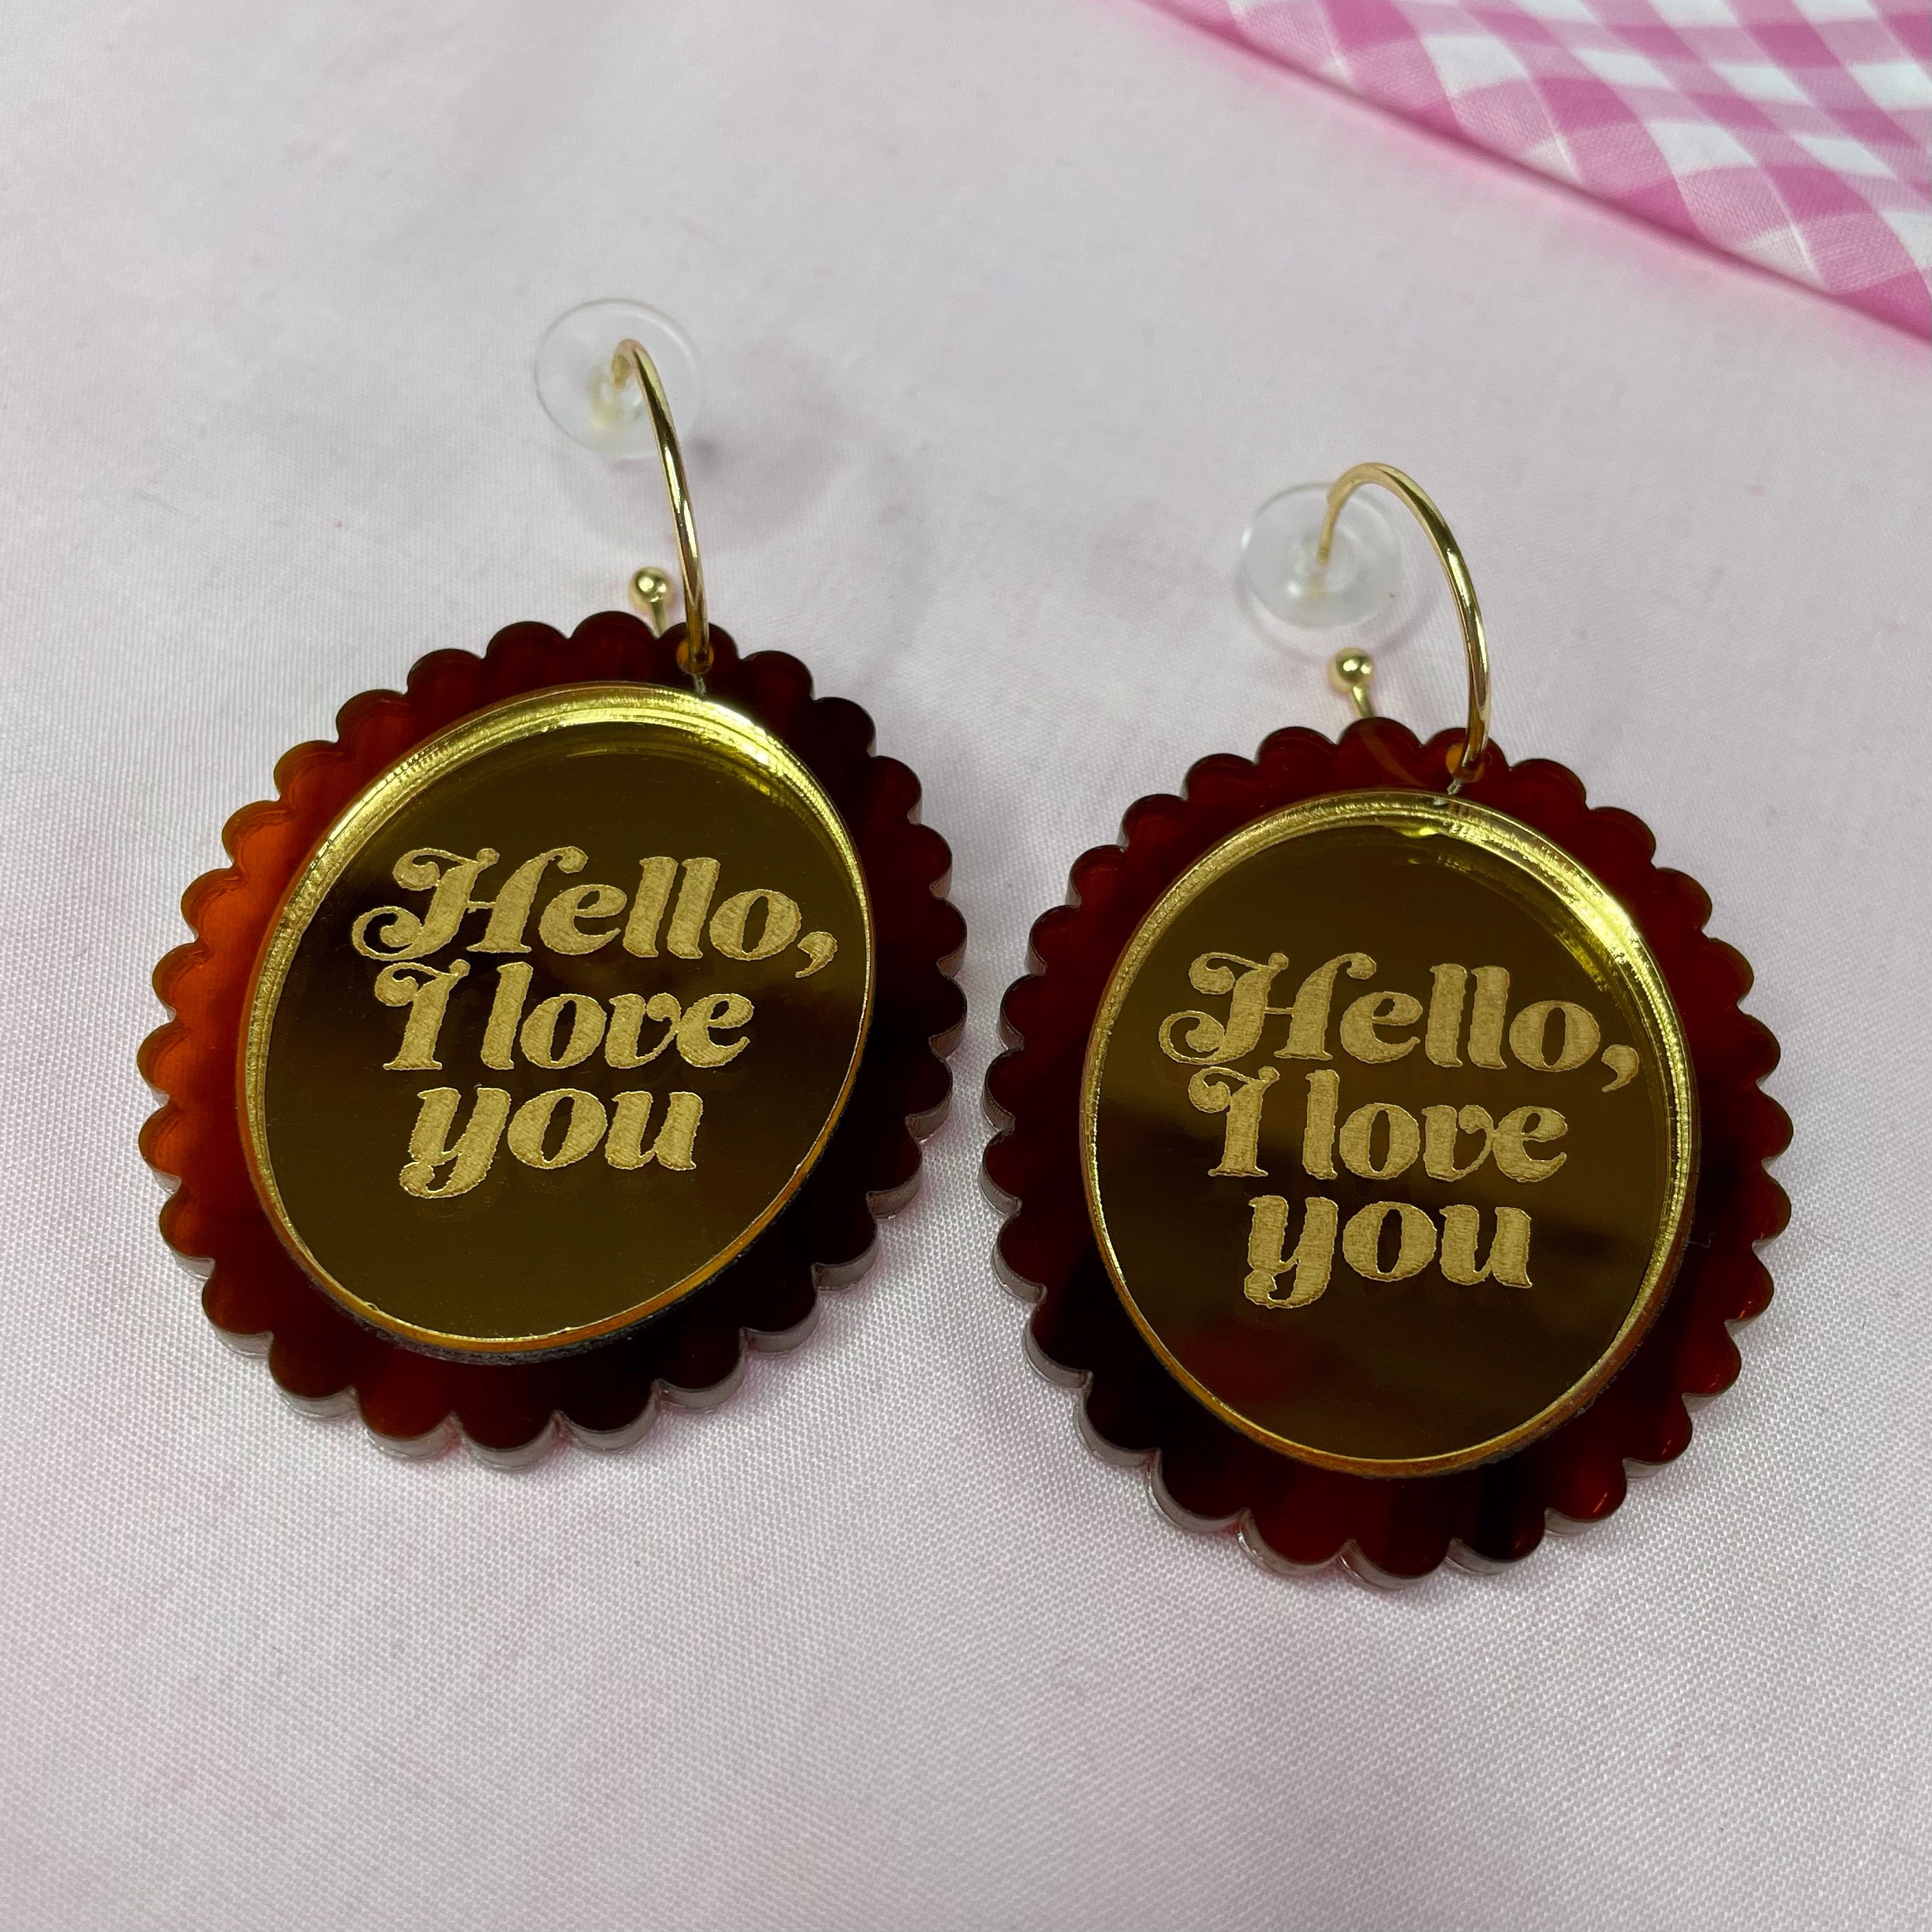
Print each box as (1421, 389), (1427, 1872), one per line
(1149, 0), (1932, 334)
(5, 2), (1929, 1927)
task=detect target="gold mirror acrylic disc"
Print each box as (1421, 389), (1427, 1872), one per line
(242, 684), (874, 1357)
(1082, 791), (1696, 1477)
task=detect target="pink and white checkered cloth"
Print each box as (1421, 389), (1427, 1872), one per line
(1148, 0), (1931, 337)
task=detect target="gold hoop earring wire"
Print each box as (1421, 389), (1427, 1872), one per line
(612, 337), (711, 693)
(1316, 462), (1490, 790)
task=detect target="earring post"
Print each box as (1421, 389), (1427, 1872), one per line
(1328, 647), (1377, 720)
(613, 338), (711, 692)
(1316, 463), (1490, 786)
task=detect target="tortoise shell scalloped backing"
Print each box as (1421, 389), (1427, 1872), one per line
(141, 613), (965, 1459)
(984, 718), (1788, 1582)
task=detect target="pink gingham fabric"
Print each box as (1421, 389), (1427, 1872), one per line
(1148, 0), (1932, 335)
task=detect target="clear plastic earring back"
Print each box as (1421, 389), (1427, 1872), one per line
(534, 299), (703, 455)
(1239, 481), (1400, 644)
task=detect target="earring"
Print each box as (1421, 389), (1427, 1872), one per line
(141, 309), (965, 1464)
(985, 464), (1788, 1584)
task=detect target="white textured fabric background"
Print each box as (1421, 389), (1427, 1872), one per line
(2, 2), (1928, 1928)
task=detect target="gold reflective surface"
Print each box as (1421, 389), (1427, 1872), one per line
(1082, 791), (1695, 1477)
(243, 685), (874, 1357)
